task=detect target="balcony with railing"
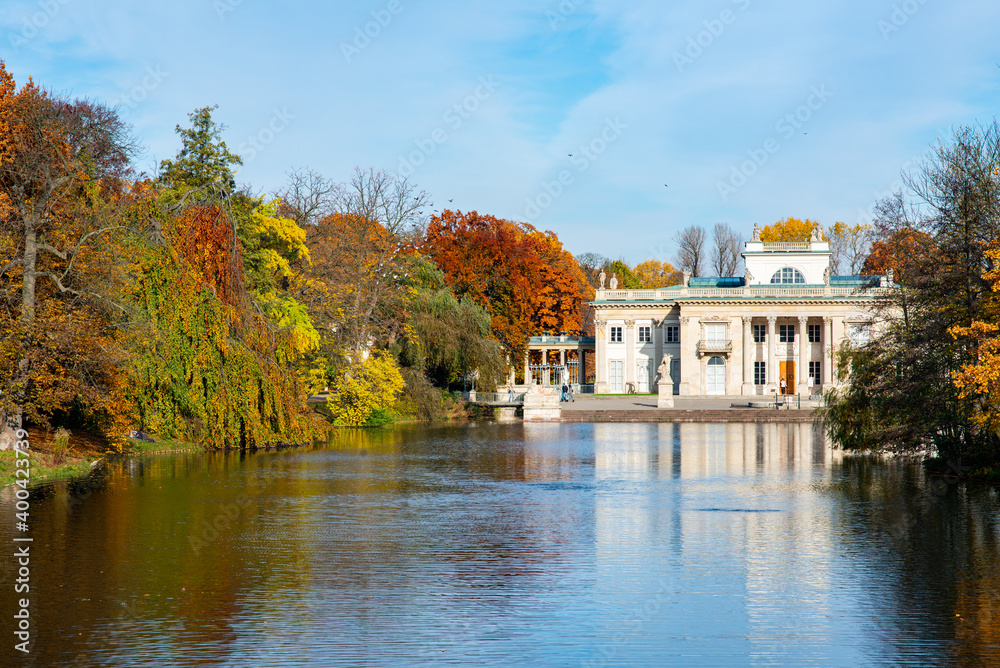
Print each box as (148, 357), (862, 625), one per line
(697, 339), (732, 356)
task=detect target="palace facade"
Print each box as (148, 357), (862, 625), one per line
(591, 237), (893, 396)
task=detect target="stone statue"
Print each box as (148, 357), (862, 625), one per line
(656, 353), (674, 408)
(609, 273), (618, 290)
(886, 268), (894, 285)
(657, 354), (673, 383)
(682, 270), (691, 287)
(823, 266), (831, 286)
(744, 268), (754, 284)
(751, 223), (762, 242)
(598, 269), (606, 289)
(811, 226), (823, 242)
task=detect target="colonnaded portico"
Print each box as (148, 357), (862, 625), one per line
(590, 234), (894, 397)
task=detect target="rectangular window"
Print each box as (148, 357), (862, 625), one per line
(848, 324), (871, 346)
(610, 326), (623, 343)
(665, 325), (679, 343)
(705, 323), (726, 342)
(779, 324), (795, 343)
(753, 324), (766, 343)
(754, 361), (766, 385)
(638, 326), (651, 343)
(808, 361), (821, 383)
(808, 324), (821, 343)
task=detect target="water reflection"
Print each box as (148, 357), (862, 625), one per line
(0, 423), (998, 666)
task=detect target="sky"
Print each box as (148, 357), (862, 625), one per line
(2, 0), (999, 264)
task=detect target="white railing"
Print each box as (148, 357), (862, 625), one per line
(474, 392), (525, 404)
(697, 340), (733, 354)
(595, 286), (891, 301)
(761, 242), (812, 251)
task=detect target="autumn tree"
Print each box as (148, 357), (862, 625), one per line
(759, 217), (823, 242)
(603, 259), (642, 289)
(423, 210), (590, 358)
(633, 259), (683, 288)
(674, 225), (706, 277)
(0, 62), (139, 448)
(826, 123), (1000, 465)
(710, 223), (741, 277)
(575, 252), (608, 288)
(828, 221), (872, 275)
(305, 168), (428, 357)
(396, 255), (505, 412)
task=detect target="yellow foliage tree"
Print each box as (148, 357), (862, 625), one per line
(633, 259), (683, 288)
(949, 240), (1000, 435)
(760, 217), (824, 242)
(325, 350), (404, 426)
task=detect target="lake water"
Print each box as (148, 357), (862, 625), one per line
(3, 421), (1000, 666)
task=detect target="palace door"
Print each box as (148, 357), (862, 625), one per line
(779, 361), (795, 394)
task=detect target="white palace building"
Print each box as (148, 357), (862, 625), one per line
(590, 233), (893, 397)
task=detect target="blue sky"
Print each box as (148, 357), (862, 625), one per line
(2, 0), (999, 263)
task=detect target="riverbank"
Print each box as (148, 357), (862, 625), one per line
(0, 429), (203, 487)
(557, 396), (821, 423)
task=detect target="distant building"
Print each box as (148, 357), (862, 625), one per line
(589, 237), (893, 396)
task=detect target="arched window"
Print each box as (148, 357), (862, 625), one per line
(770, 267), (805, 284)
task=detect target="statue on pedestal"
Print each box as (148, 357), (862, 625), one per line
(811, 226), (823, 242)
(609, 273), (618, 290)
(657, 353), (674, 408)
(752, 223), (762, 242)
(598, 269), (606, 289)
(823, 266), (831, 287)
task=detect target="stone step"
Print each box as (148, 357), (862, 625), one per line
(558, 409), (819, 423)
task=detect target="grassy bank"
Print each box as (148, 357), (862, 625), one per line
(0, 429), (204, 487)
(0, 449), (97, 487)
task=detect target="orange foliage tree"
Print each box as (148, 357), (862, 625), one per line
(423, 210), (592, 356)
(0, 60), (138, 448)
(861, 227), (935, 283)
(760, 217), (823, 242)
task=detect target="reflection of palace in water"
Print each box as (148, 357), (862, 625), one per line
(521, 422), (849, 661)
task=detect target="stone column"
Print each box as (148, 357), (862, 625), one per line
(741, 316), (754, 395)
(541, 349), (548, 385)
(797, 316), (810, 395)
(679, 316), (695, 395)
(624, 318), (636, 391)
(524, 351), (530, 384)
(766, 316), (777, 394)
(824, 316), (834, 388)
(595, 319), (608, 393)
